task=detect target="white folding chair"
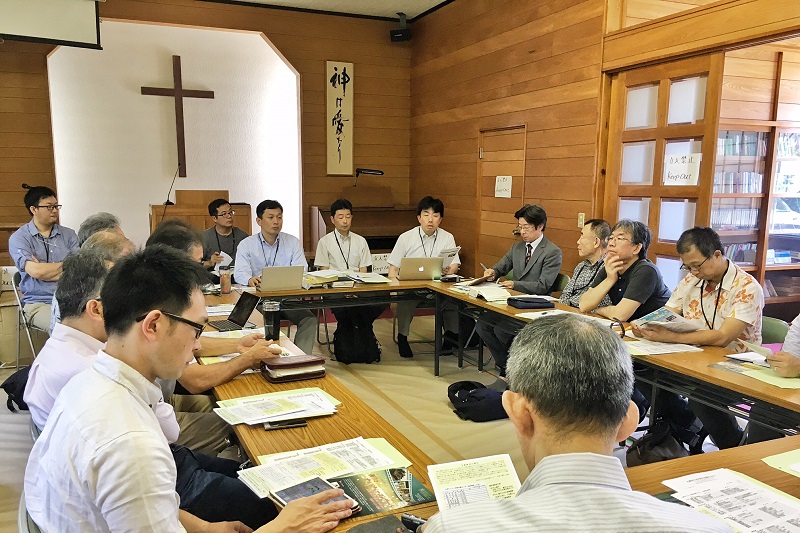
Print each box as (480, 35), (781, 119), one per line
(11, 272), (44, 367)
(18, 491), (42, 533)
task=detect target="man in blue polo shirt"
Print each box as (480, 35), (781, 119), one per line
(235, 199), (317, 354)
(9, 185), (79, 331)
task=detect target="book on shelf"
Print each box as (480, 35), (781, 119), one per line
(710, 207), (759, 230)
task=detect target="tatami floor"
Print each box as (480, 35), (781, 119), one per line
(0, 315), (640, 531)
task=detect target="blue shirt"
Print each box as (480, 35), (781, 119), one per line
(234, 231), (307, 283)
(9, 221), (79, 304)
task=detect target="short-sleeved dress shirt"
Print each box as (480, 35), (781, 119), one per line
(666, 261), (763, 352)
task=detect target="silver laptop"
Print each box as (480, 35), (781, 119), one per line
(260, 265), (305, 291)
(399, 257), (444, 280)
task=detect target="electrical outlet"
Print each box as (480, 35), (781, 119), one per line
(577, 212), (585, 227)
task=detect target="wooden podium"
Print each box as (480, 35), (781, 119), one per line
(149, 190), (251, 234)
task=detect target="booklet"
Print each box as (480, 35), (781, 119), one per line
(467, 284), (510, 302)
(269, 476), (361, 513)
(632, 307), (700, 333)
(439, 246), (461, 269)
(427, 454), (520, 511)
(329, 467), (435, 516)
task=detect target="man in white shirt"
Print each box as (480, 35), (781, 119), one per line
(24, 245), (354, 533)
(420, 314), (732, 533)
(388, 196), (460, 358)
(235, 199), (317, 354)
(315, 199), (385, 362)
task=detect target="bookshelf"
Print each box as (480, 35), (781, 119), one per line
(763, 130), (800, 303)
(712, 130), (767, 270)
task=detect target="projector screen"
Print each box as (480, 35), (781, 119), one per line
(0, 0), (100, 49)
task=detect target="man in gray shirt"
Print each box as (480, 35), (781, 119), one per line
(201, 198), (249, 281)
(421, 315), (732, 533)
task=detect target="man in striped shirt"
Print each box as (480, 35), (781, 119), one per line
(421, 315), (732, 533)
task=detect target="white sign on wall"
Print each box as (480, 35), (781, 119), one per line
(664, 153), (702, 186)
(494, 175), (512, 198)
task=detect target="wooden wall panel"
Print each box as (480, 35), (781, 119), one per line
(0, 40), (56, 264)
(720, 46), (780, 123)
(0, 0), (412, 255)
(620, 0), (717, 30)
(603, 0), (800, 72)
(410, 0), (605, 277)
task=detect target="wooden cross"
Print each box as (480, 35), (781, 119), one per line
(141, 55), (214, 177)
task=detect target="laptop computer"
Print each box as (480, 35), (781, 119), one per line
(208, 291), (260, 331)
(260, 265), (305, 291)
(399, 257), (444, 281)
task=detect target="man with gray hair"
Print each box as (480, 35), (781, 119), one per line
(420, 315), (732, 532)
(77, 212), (123, 245)
(580, 219), (671, 321)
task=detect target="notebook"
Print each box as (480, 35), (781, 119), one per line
(399, 257), (444, 280)
(208, 291), (260, 331)
(260, 265), (305, 291)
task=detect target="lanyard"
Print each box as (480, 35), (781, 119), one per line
(214, 230), (237, 256)
(573, 258), (604, 294)
(261, 236), (280, 267)
(334, 232), (351, 270)
(418, 228), (438, 258)
(29, 225), (56, 263)
(700, 260), (730, 331)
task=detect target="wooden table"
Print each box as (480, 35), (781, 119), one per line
(425, 284), (800, 433)
(211, 335), (441, 531)
(627, 434), (800, 498)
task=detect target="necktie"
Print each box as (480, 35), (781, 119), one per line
(525, 243), (533, 265)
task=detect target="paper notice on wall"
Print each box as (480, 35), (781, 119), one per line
(664, 153), (701, 186)
(494, 176), (512, 198)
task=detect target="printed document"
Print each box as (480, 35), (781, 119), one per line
(632, 307), (701, 333)
(428, 454), (520, 511)
(664, 468), (800, 532)
(439, 247), (461, 268)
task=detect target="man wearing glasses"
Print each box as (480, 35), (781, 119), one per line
(631, 226), (764, 449)
(201, 198), (249, 278)
(476, 204), (562, 381)
(579, 219), (671, 321)
(9, 185), (79, 331)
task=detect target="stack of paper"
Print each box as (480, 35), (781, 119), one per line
(428, 454), (520, 511)
(303, 270), (343, 289)
(239, 437), (410, 499)
(215, 387), (340, 425)
(625, 338), (703, 356)
(467, 283), (511, 302)
(206, 304), (235, 317)
(347, 272), (391, 284)
(664, 468), (800, 532)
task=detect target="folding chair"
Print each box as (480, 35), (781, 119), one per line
(11, 272), (44, 368)
(762, 316), (790, 344)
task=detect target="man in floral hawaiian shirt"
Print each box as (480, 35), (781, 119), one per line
(632, 226), (764, 449)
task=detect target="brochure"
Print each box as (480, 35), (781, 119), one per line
(329, 467), (435, 516)
(632, 307), (700, 333)
(427, 454), (520, 511)
(439, 247), (461, 269)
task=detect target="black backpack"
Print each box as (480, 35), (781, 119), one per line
(333, 323), (381, 364)
(447, 381), (509, 422)
(1, 366), (31, 412)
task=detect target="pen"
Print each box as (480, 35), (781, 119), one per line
(480, 262), (489, 271)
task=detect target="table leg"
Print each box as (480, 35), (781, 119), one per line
(434, 292), (443, 377)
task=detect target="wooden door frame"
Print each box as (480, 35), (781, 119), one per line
(602, 53), (724, 262)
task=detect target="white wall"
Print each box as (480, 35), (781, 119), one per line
(48, 20), (302, 246)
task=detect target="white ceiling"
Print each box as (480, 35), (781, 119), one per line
(212, 0), (451, 20)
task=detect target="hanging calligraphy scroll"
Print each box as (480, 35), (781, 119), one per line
(326, 61), (354, 176)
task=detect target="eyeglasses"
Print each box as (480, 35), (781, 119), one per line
(214, 210), (235, 218)
(35, 204), (62, 211)
(608, 235), (631, 244)
(516, 224), (535, 231)
(680, 257), (709, 273)
(136, 311), (206, 339)
(610, 318), (626, 339)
